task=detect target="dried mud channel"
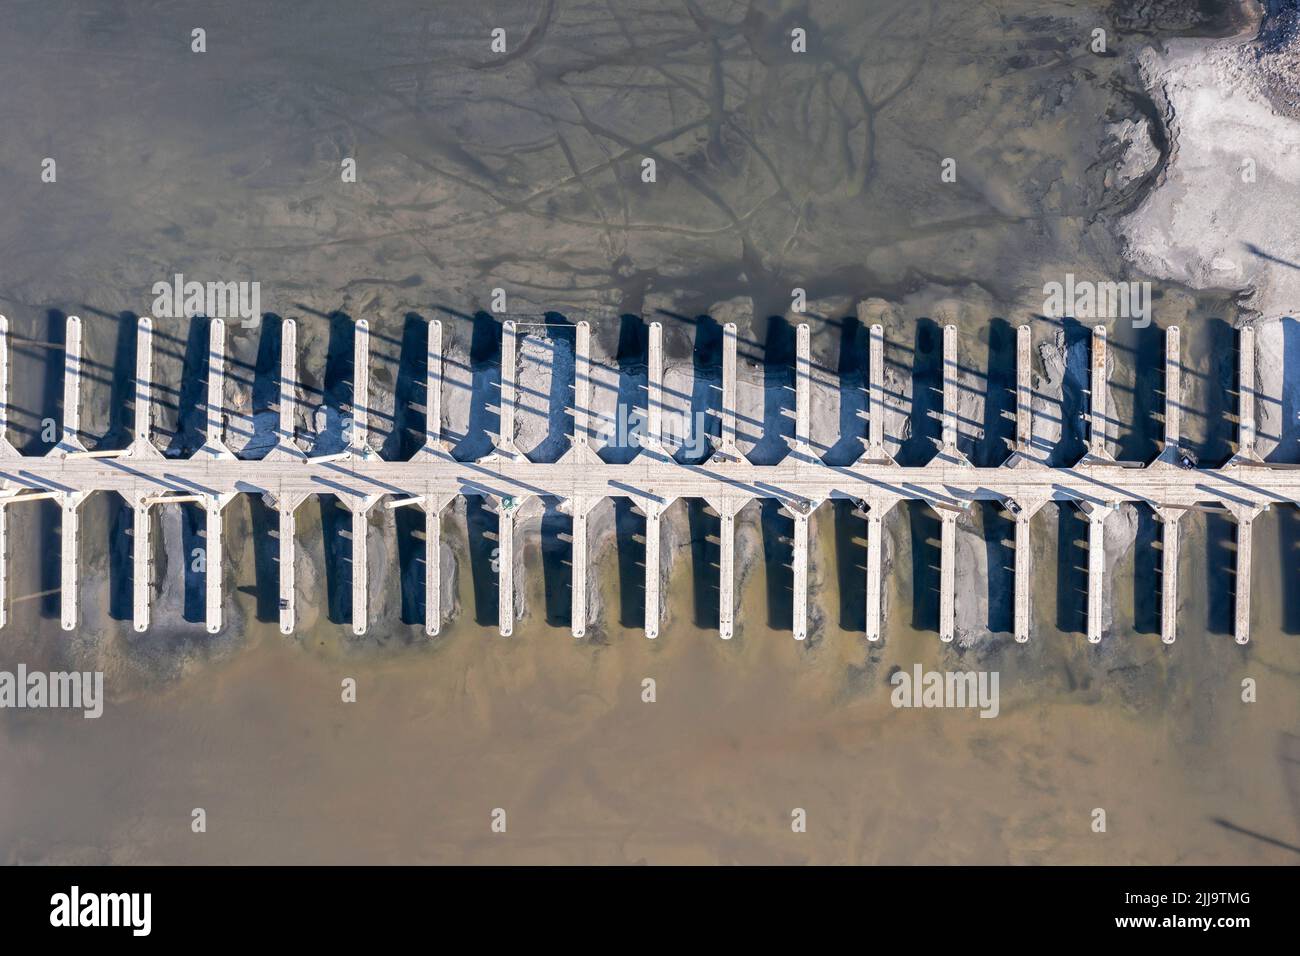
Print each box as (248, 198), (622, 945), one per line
(1, 0), (1297, 863)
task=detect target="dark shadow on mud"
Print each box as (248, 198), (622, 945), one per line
(244, 495), (278, 623)
(380, 313), (428, 461)
(529, 314), (575, 463)
(614, 498), (646, 628)
(1055, 502), (1087, 634)
(37, 498), (60, 621)
(824, 316), (866, 466)
(1116, 322), (1163, 462)
(1279, 504), (1300, 635)
(305, 312), (356, 457)
(760, 498), (793, 630)
(394, 503), (425, 626)
(465, 496), (499, 626)
(678, 318), (721, 465)
(246, 316), (284, 459)
(1048, 316), (1090, 466)
(601, 316), (648, 465)
(832, 500), (867, 631)
(1206, 512), (1235, 636)
(981, 502), (1014, 633)
(540, 499), (572, 628)
(748, 316), (793, 464)
(974, 318), (1016, 466)
(17, 309), (67, 454)
(908, 501), (940, 632)
(104, 312), (139, 449)
(167, 317), (211, 458)
(687, 498), (721, 628)
(1133, 505), (1160, 635)
(182, 502), (205, 624)
(106, 492), (132, 622)
(897, 319), (941, 466)
(318, 494), (351, 625)
(455, 313), (501, 461)
(1266, 319), (1300, 464)
(1192, 317), (1235, 467)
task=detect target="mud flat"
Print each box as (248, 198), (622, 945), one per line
(1121, 8), (1300, 321)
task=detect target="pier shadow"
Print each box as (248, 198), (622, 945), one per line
(454, 313), (501, 461)
(245, 495), (279, 623)
(465, 496), (499, 626)
(601, 316), (648, 464)
(1116, 322), (1163, 462)
(166, 317), (211, 458)
(245, 316), (284, 459)
(1133, 505), (1160, 636)
(106, 492), (133, 622)
(908, 501), (941, 632)
(14, 309), (67, 453)
(1049, 317), (1090, 466)
(104, 312), (139, 449)
(832, 500), (867, 631)
(394, 502), (425, 626)
(381, 313), (428, 461)
(678, 317), (721, 465)
(1191, 317), (1235, 466)
(1054, 502), (1088, 634)
(747, 316), (794, 464)
(687, 498), (722, 628)
(528, 314), (575, 463)
(1206, 511), (1235, 636)
(319, 494), (351, 625)
(1266, 318), (1300, 463)
(540, 498), (572, 628)
(1279, 504), (1300, 635)
(182, 502), (205, 623)
(614, 498), (646, 628)
(981, 502), (1014, 633)
(37, 499), (60, 620)
(897, 319), (941, 466)
(760, 498), (794, 630)
(974, 318), (1017, 466)
(824, 316), (866, 466)
(306, 312), (356, 457)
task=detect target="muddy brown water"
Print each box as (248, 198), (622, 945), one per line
(1, 0), (1297, 863)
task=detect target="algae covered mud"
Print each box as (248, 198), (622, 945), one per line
(1, 0), (1298, 864)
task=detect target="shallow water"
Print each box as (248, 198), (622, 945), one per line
(1, 0), (1297, 864)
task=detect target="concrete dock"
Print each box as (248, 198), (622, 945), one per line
(1015, 324), (1033, 454)
(645, 322), (665, 456)
(642, 501), (664, 638)
(1087, 325), (1112, 462)
(865, 324), (892, 464)
(0, 315), (1286, 646)
(497, 496), (517, 636)
(1085, 504), (1107, 643)
(718, 322), (740, 460)
(864, 500), (895, 641)
(939, 509), (959, 641)
(496, 320), (521, 460)
(940, 325), (969, 465)
(794, 323), (811, 460)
